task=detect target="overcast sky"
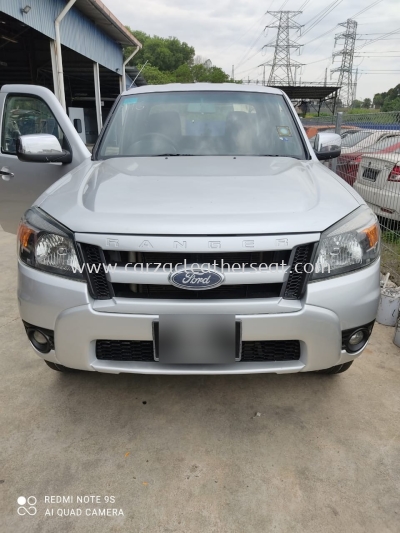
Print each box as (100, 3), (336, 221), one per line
(105, 0), (400, 100)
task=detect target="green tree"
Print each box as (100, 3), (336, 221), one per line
(352, 99), (362, 108)
(191, 64), (231, 83)
(373, 83), (400, 109)
(124, 28), (195, 71)
(362, 98), (371, 109)
(138, 64), (176, 85)
(373, 93), (384, 108)
(382, 97), (400, 112)
(174, 64), (193, 83)
(123, 28), (233, 86)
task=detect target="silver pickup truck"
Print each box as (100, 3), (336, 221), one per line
(0, 84), (380, 375)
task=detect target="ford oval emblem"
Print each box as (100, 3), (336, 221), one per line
(169, 268), (224, 291)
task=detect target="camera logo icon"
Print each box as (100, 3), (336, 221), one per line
(17, 496), (37, 516)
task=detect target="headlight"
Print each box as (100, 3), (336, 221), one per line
(18, 208), (83, 280)
(311, 206), (380, 281)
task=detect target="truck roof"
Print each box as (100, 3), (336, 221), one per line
(122, 83), (285, 96)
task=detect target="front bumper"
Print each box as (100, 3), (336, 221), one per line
(18, 259), (380, 374)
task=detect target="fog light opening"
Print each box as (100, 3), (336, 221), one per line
(28, 328), (51, 354)
(346, 328), (369, 353)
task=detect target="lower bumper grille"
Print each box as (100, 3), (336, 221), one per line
(96, 340), (154, 361)
(95, 339), (301, 362)
(240, 340), (300, 361)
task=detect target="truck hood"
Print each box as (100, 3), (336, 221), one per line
(38, 156), (360, 235)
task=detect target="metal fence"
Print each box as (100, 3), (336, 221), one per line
(302, 111), (400, 284)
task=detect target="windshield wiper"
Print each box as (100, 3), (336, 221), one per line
(261, 154), (302, 160)
(152, 153), (195, 157)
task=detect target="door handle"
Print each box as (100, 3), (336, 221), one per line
(0, 167), (14, 181)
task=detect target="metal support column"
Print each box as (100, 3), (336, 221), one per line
(54, 0), (77, 110)
(121, 45), (141, 93)
(332, 111), (343, 173)
(93, 62), (103, 134)
(49, 40), (60, 98)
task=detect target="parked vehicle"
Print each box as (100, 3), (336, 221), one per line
(303, 124), (358, 142)
(354, 149), (400, 221)
(337, 131), (400, 185)
(0, 84), (380, 375)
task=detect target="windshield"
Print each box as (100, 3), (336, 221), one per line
(97, 91), (307, 159)
(341, 131), (374, 148)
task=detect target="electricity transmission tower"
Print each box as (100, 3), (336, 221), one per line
(263, 11), (303, 86)
(331, 19), (357, 107)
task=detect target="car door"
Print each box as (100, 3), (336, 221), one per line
(0, 84), (91, 233)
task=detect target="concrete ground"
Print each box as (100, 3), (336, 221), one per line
(1, 226), (399, 533)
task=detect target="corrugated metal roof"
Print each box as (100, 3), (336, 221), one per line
(0, 0), (141, 72)
(74, 0), (141, 47)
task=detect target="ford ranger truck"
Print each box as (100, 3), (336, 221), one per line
(0, 84), (380, 375)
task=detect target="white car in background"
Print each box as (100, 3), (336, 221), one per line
(354, 149), (400, 221)
(340, 129), (398, 154)
(336, 130), (400, 184)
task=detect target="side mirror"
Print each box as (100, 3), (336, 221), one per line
(314, 132), (341, 161)
(16, 134), (72, 164)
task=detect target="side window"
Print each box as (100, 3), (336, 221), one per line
(1, 94), (65, 155)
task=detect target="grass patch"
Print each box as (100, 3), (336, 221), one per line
(341, 108), (380, 115)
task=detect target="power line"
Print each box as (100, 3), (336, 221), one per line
(355, 55), (400, 57)
(299, 0), (387, 49)
(262, 10), (303, 85)
(233, 1), (277, 70)
(356, 37), (400, 40)
(356, 72), (400, 74)
(350, 0), (385, 18)
(355, 26), (400, 51)
(235, 29), (265, 70)
(299, 0), (312, 10)
(301, 0), (344, 38)
(218, 13), (268, 56)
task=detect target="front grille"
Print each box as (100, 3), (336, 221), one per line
(78, 244), (113, 300)
(80, 242), (316, 301)
(103, 250), (291, 269)
(95, 339), (301, 362)
(284, 243), (315, 300)
(112, 283), (282, 300)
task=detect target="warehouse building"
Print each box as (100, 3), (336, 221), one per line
(0, 0), (144, 142)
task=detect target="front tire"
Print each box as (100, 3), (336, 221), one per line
(44, 361), (79, 373)
(316, 361), (354, 374)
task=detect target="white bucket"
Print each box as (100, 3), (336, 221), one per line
(376, 288), (400, 327)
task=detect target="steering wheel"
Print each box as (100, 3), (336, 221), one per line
(131, 132), (178, 154)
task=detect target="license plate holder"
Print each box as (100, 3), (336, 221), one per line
(362, 167), (379, 182)
(154, 315), (241, 364)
